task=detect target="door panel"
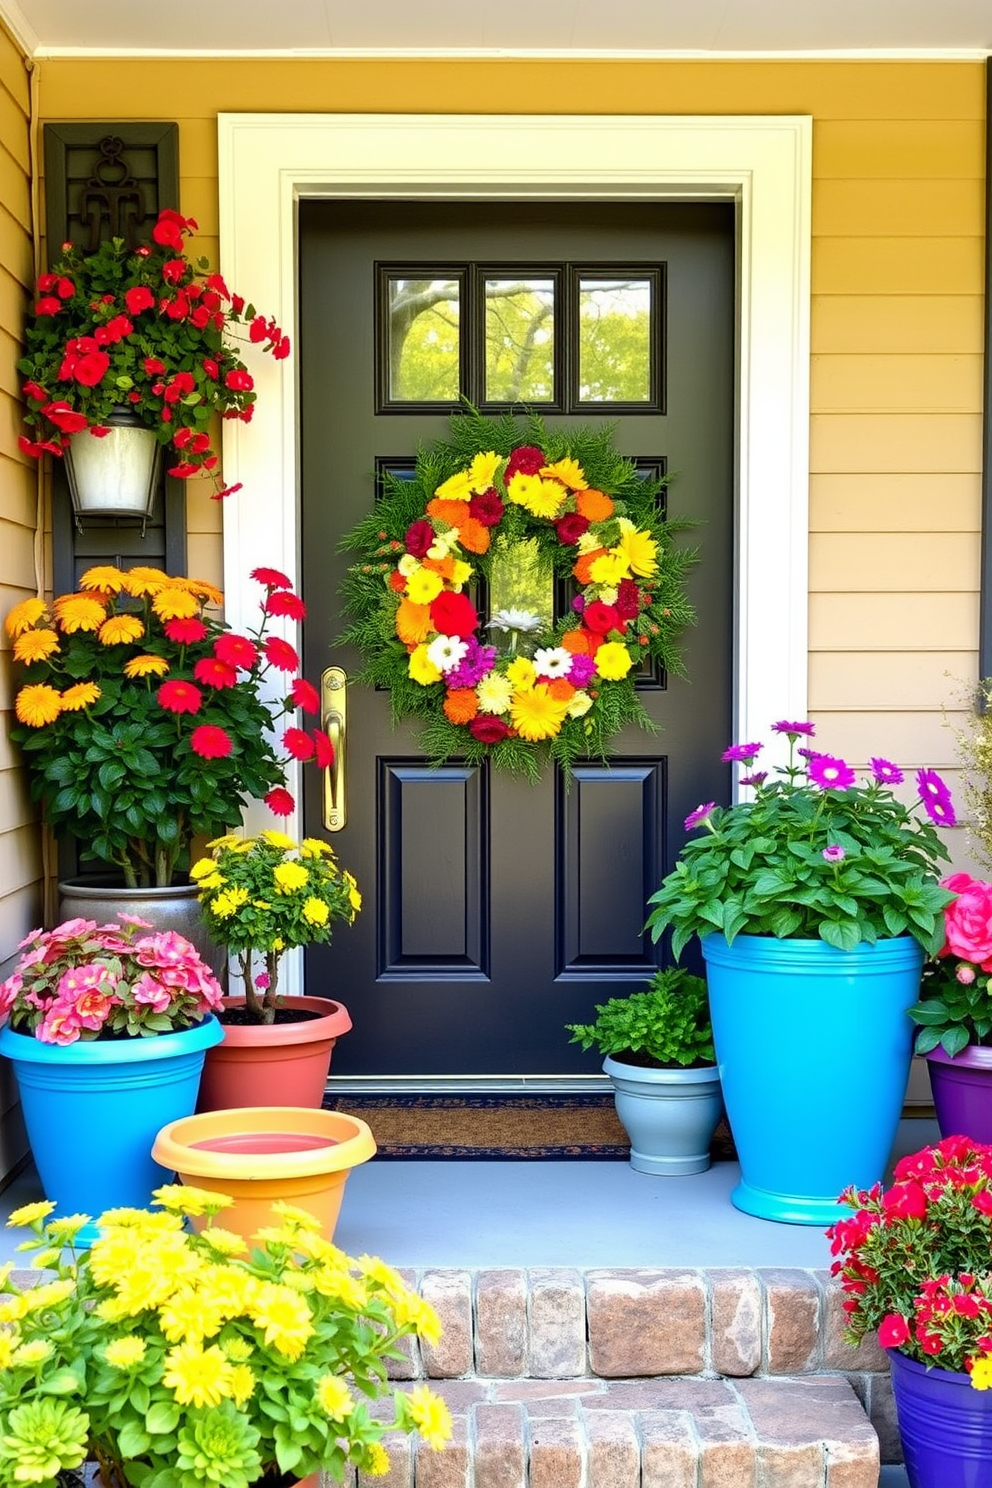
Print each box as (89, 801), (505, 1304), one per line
(299, 199), (734, 1079)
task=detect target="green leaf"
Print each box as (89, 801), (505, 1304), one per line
(118, 1421), (152, 1458)
(941, 1026), (971, 1057)
(819, 920), (861, 951)
(146, 1401), (180, 1436)
(38, 1368), (83, 1397)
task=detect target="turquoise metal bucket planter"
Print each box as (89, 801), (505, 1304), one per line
(700, 933), (922, 1225)
(0, 1016), (223, 1245)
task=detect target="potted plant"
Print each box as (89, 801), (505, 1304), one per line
(0, 918), (224, 1243)
(192, 832), (361, 1110)
(565, 967), (722, 1174)
(5, 565), (330, 958)
(18, 206), (288, 513)
(644, 720), (955, 1224)
(0, 1187), (452, 1488)
(908, 872), (992, 1143)
(828, 1135), (992, 1486)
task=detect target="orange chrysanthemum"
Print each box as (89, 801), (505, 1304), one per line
(15, 683), (61, 727)
(60, 682), (101, 711)
(79, 565), (128, 593)
(576, 489), (614, 522)
(388, 570), (408, 593)
(151, 587), (200, 621)
(120, 566), (169, 597)
(426, 498), (471, 528)
(572, 549), (608, 585)
(421, 556), (456, 579)
(53, 594), (107, 634)
(443, 688), (479, 725)
(560, 629), (592, 655)
(13, 628), (59, 664)
(395, 599), (433, 647)
(124, 654), (170, 679)
(4, 597), (48, 638)
(545, 678), (576, 702)
(99, 615), (145, 646)
(455, 518), (490, 555)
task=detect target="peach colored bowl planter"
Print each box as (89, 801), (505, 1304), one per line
(152, 1105), (376, 1241)
(197, 995), (353, 1111)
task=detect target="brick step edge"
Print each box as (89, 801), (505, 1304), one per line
(338, 1373), (880, 1488)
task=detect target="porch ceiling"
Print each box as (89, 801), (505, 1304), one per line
(3, 0), (991, 57)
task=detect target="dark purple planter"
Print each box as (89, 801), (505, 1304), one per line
(890, 1349), (992, 1486)
(925, 1044), (992, 1144)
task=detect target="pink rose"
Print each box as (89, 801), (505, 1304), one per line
(940, 875), (992, 965)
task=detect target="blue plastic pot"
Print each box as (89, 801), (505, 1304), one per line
(700, 933), (922, 1225)
(890, 1349), (992, 1486)
(0, 1016), (222, 1245)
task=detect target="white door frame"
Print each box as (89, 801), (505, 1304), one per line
(217, 111), (812, 848)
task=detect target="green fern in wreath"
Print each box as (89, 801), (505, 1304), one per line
(339, 409), (698, 777)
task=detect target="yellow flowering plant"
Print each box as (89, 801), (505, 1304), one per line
(0, 1188), (451, 1488)
(194, 833), (361, 1023)
(340, 409), (696, 780)
(5, 565), (330, 888)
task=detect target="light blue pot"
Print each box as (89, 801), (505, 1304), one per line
(0, 1016), (222, 1245)
(700, 934), (922, 1226)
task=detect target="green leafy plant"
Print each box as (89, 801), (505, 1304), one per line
(18, 208), (287, 491)
(5, 566), (330, 888)
(565, 967), (714, 1068)
(194, 832), (361, 1024)
(909, 872), (992, 1056)
(0, 1187), (451, 1488)
(645, 721), (954, 960)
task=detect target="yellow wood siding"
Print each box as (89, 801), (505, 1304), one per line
(25, 55), (986, 823)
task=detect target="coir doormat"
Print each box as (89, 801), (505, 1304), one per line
(326, 1092), (737, 1161)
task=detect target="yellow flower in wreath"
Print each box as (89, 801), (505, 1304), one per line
(505, 656), (536, 691)
(615, 518), (660, 578)
(594, 642), (634, 681)
(406, 568), (444, 606)
(409, 645), (442, 686)
(511, 685), (570, 741)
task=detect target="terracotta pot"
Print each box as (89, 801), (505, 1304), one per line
(152, 1105), (376, 1241)
(197, 995), (353, 1111)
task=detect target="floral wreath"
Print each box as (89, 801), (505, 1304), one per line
(340, 411), (697, 778)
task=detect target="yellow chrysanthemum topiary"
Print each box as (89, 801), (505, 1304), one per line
(0, 1189), (451, 1488)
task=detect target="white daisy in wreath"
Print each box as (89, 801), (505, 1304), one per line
(426, 634), (469, 673)
(533, 647), (574, 680)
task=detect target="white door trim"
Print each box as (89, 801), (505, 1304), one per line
(217, 111), (812, 838)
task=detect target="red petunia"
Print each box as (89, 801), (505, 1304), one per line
(164, 617), (208, 645)
(225, 369), (254, 393)
(72, 351), (111, 387)
(264, 636), (300, 673)
(469, 716), (511, 745)
(214, 633), (259, 670)
(263, 590), (307, 621)
(429, 591), (478, 640)
(193, 657), (238, 690)
(312, 728), (335, 770)
(124, 286), (155, 315)
(143, 357), (167, 376)
(41, 402), (88, 434)
(290, 677), (320, 714)
(156, 679), (203, 715)
(251, 566), (293, 590)
(264, 786), (295, 817)
(283, 727), (316, 762)
(190, 724), (233, 759)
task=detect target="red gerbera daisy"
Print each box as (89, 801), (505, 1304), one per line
(214, 633), (259, 670)
(263, 590), (307, 621)
(312, 728), (335, 770)
(283, 727), (316, 762)
(290, 677), (320, 714)
(264, 786), (295, 816)
(264, 636), (299, 673)
(190, 724), (233, 759)
(193, 657), (238, 690)
(163, 617), (208, 645)
(156, 679), (202, 715)
(251, 566), (293, 590)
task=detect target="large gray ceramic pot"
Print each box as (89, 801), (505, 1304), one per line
(57, 876), (226, 982)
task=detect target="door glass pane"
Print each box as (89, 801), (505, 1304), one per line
(578, 277), (652, 403)
(487, 535), (554, 652)
(484, 278), (555, 403)
(387, 278), (460, 402)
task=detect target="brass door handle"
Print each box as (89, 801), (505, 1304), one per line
(321, 667), (347, 831)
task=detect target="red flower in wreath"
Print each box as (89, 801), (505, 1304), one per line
(430, 591), (479, 640)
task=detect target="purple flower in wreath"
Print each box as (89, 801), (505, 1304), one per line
(446, 638), (497, 690)
(567, 653), (597, 688)
(807, 753), (857, 791)
(684, 801), (717, 832)
(721, 742), (762, 764)
(572, 595), (586, 614)
(771, 719), (816, 738)
(870, 757), (904, 786)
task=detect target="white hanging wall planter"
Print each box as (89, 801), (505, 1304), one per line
(63, 405), (162, 529)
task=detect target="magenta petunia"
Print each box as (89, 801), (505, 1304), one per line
(722, 742), (762, 764)
(917, 767), (953, 804)
(870, 757), (904, 786)
(807, 753), (857, 791)
(771, 719), (816, 737)
(684, 801), (717, 832)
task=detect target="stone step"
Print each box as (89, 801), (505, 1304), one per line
(366, 1374), (880, 1487)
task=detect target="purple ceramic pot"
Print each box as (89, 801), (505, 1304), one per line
(889, 1349), (992, 1486)
(925, 1044), (992, 1144)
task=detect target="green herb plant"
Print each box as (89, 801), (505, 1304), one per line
(565, 967), (714, 1069)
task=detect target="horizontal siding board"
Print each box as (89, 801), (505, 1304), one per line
(814, 119), (984, 179)
(810, 533), (980, 591)
(0, 763), (36, 833)
(809, 711), (967, 764)
(812, 178), (985, 238)
(810, 650), (973, 709)
(813, 237), (984, 296)
(0, 824), (42, 890)
(0, 516), (35, 589)
(0, 458), (39, 531)
(811, 355), (983, 414)
(0, 28), (28, 112)
(810, 473), (980, 532)
(809, 592), (979, 652)
(812, 296), (985, 355)
(0, 79), (28, 174)
(0, 205), (32, 291)
(0, 263), (28, 341)
(810, 414), (983, 473)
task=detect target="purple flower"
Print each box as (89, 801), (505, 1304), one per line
(722, 742), (762, 763)
(771, 720), (816, 738)
(446, 638), (498, 689)
(797, 747), (820, 761)
(922, 794), (957, 829)
(822, 845), (846, 863)
(807, 753), (857, 791)
(572, 595), (586, 613)
(567, 653), (597, 687)
(684, 801), (717, 832)
(870, 757), (904, 786)
(740, 771), (768, 787)
(916, 767), (952, 804)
